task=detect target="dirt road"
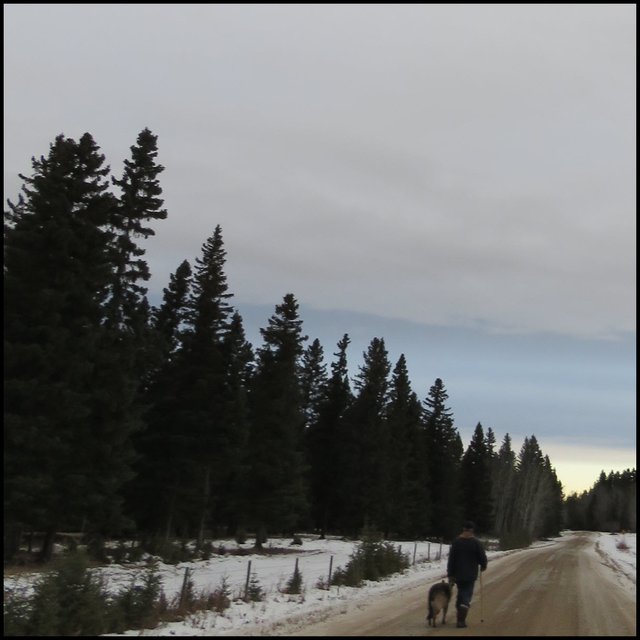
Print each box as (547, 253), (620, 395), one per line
(285, 532), (636, 636)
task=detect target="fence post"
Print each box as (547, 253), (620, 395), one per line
(245, 559), (252, 600)
(328, 555), (334, 589)
(438, 542), (442, 560)
(413, 542), (417, 565)
(427, 542), (431, 561)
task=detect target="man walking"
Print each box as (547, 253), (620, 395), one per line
(447, 520), (488, 628)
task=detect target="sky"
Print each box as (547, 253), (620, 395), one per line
(3, 4), (636, 494)
(3, 532), (636, 635)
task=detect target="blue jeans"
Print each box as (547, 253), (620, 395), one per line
(456, 580), (475, 609)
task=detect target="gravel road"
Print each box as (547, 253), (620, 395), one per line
(283, 532), (636, 636)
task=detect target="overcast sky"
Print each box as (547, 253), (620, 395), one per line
(4, 4), (636, 493)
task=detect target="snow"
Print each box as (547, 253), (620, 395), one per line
(3, 531), (635, 636)
(593, 531), (636, 594)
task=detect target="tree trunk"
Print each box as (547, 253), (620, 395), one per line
(165, 481), (179, 542)
(39, 527), (56, 563)
(4, 521), (22, 563)
(197, 466), (211, 548)
(254, 523), (267, 550)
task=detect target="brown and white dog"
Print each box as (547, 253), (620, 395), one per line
(426, 579), (452, 627)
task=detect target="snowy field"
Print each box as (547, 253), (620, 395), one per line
(3, 531), (635, 636)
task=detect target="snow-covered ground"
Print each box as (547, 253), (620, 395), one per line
(3, 531), (635, 636)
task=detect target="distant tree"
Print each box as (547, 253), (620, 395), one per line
(306, 334), (354, 537)
(385, 354), (428, 538)
(563, 491), (589, 531)
(459, 422), (494, 534)
(245, 294), (309, 546)
(492, 433), (517, 537)
(585, 469), (636, 532)
(423, 378), (463, 540)
(540, 455), (564, 537)
(300, 338), (328, 431)
(511, 435), (563, 541)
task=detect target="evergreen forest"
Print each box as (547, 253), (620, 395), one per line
(5, 131), (635, 563)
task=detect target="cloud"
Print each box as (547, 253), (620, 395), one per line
(4, 4), (636, 340)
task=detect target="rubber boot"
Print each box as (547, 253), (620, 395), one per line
(456, 604), (469, 628)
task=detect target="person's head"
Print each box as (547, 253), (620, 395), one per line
(462, 520), (476, 532)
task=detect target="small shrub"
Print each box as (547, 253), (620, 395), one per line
(616, 537), (630, 551)
(283, 564), (303, 594)
(330, 533), (409, 588)
(3, 588), (32, 636)
(209, 576), (231, 613)
(4, 551), (110, 636)
(108, 567), (164, 632)
(245, 572), (265, 602)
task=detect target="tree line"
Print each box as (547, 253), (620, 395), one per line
(564, 469), (636, 533)
(5, 130), (575, 562)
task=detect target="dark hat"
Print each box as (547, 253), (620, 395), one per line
(462, 520), (476, 530)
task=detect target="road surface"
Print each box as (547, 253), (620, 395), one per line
(284, 532), (636, 636)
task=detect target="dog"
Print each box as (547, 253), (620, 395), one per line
(426, 579), (452, 627)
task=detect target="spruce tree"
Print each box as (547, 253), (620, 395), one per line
(492, 433), (517, 537)
(300, 338), (328, 432)
(306, 334), (354, 537)
(245, 294), (309, 545)
(179, 225), (235, 543)
(511, 435), (562, 541)
(106, 128), (167, 331)
(385, 355), (428, 538)
(423, 378), (463, 540)
(87, 129), (169, 541)
(217, 311), (254, 536)
(4, 133), (120, 560)
(459, 422), (494, 534)
(341, 337), (391, 536)
(125, 260), (194, 536)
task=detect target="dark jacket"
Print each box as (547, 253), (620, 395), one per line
(447, 533), (488, 583)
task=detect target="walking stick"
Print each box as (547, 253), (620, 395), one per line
(480, 570), (484, 622)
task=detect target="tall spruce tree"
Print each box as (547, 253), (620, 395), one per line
(306, 334), (353, 537)
(385, 354), (428, 538)
(179, 226), (235, 543)
(4, 133), (120, 560)
(300, 339), (328, 431)
(87, 129), (169, 541)
(125, 259), (194, 537)
(106, 128), (167, 331)
(341, 337), (391, 536)
(245, 294), (309, 546)
(423, 378), (463, 540)
(459, 422), (494, 534)
(492, 433), (517, 538)
(217, 311), (254, 536)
